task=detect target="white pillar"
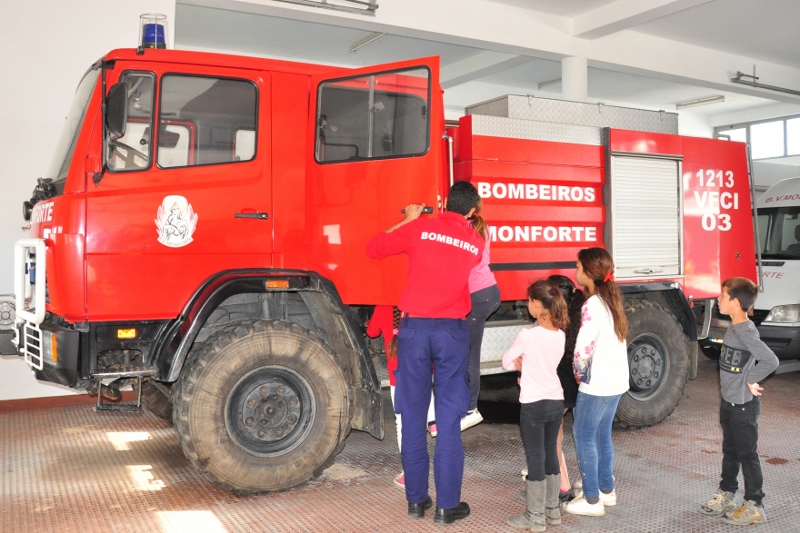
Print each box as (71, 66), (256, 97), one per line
(561, 56), (588, 102)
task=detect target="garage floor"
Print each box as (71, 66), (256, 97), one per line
(1, 355), (799, 533)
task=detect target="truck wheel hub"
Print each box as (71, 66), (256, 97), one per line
(628, 334), (668, 397)
(226, 367), (313, 454)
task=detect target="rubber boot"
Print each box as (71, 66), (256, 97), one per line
(508, 479), (546, 532)
(545, 474), (562, 525)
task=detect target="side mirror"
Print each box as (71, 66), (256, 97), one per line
(106, 83), (128, 140)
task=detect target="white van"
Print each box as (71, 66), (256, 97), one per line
(752, 176), (800, 359)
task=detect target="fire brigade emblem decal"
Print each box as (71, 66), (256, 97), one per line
(155, 195), (198, 247)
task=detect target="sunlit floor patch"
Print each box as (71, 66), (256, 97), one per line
(106, 431), (151, 451)
(157, 511), (226, 533)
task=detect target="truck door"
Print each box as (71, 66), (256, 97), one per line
(85, 66), (272, 321)
(307, 57), (443, 305)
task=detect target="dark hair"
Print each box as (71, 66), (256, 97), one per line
(469, 198), (488, 240)
(447, 181), (481, 216)
(387, 306), (401, 359)
(721, 277), (758, 312)
(548, 275), (586, 364)
(577, 247), (628, 342)
(527, 279), (569, 331)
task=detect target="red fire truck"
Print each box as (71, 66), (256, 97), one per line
(0, 49), (756, 494)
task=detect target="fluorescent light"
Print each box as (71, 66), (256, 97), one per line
(675, 95), (725, 110)
(538, 78), (562, 90)
(350, 32), (387, 53)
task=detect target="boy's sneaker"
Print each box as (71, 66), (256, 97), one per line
(722, 500), (766, 526)
(427, 422), (438, 437)
(562, 496), (605, 517)
(599, 489), (616, 507)
(700, 489), (736, 517)
(393, 472), (405, 489)
(460, 409), (483, 431)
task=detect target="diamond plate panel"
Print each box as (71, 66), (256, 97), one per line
(480, 321), (528, 364)
(468, 94), (678, 134)
(471, 115), (604, 146)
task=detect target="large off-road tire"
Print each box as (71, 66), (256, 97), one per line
(172, 319), (352, 494)
(141, 380), (173, 422)
(615, 300), (690, 428)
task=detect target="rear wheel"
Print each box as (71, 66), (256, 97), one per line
(616, 301), (689, 427)
(173, 319), (351, 494)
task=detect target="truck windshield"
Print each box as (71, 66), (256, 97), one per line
(758, 206), (800, 259)
(45, 68), (100, 184)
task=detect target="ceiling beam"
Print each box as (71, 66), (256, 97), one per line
(572, 0), (714, 40)
(440, 51), (536, 89)
(180, 0), (800, 104)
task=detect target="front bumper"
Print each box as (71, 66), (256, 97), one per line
(19, 321), (81, 386)
(757, 323), (800, 360)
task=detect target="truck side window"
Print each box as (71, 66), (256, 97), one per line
(107, 71), (155, 172)
(316, 67), (430, 163)
(159, 75), (257, 168)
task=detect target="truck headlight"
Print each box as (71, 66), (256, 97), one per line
(764, 304), (800, 323)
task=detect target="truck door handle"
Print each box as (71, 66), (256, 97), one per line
(633, 268), (664, 274)
(401, 207), (434, 214)
(235, 212), (269, 220)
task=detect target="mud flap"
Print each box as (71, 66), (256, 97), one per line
(687, 339), (698, 380)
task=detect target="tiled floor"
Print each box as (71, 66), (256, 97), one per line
(1, 355), (799, 532)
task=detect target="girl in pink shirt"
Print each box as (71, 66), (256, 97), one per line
(502, 279), (568, 531)
(463, 200), (501, 431)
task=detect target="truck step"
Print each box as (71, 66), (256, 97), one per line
(91, 369), (156, 413)
(91, 367), (158, 380)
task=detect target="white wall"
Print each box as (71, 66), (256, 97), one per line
(677, 111), (713, 138)
(0, 1), (175, 401)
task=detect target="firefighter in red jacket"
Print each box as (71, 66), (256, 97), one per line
(366, 181), (484, 525)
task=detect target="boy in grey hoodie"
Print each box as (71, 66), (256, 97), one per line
(700, 277), (779, 526)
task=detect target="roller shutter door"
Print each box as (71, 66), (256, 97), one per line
(611, 156), (682, 279)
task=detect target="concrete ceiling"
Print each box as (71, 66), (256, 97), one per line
(174, 0), (800, 124)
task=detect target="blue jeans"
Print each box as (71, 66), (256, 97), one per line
(573, 391), (623, 500)
(394, 317), (471, 510)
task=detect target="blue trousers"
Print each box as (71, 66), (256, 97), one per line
(395, 317), (471, 510)
(573, 391), (622, 500)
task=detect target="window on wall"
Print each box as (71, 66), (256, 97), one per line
(715, 115), (800, 160)
(725, 128), (747, 143)
(787, 118), (800, 156)
(159, 75), (257, 168)
(750, 121), (784, 159)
